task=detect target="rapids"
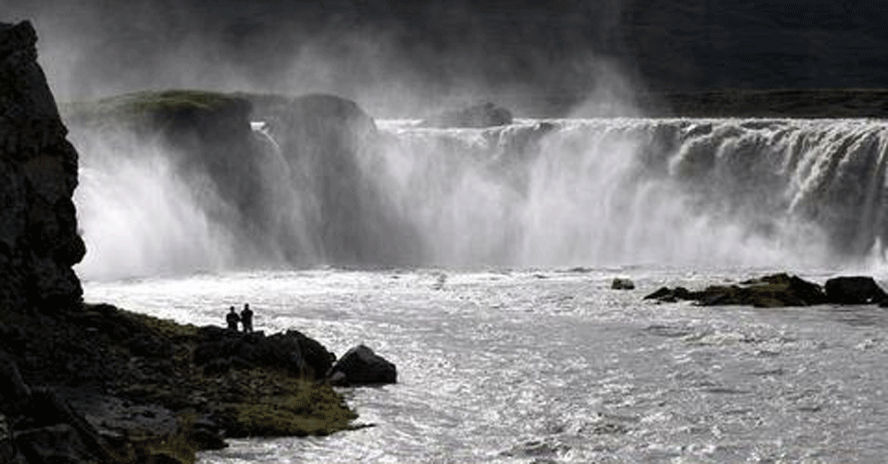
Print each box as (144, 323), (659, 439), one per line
(83, 267), (888, 463)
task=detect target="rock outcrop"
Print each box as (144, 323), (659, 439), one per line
(644, 273), (888, 308)
(247, 93), (421, 264)
(1, 21), (374, 463)
(64, 89), (270, 260)
(1, 301), (361, 463)
(193, 328), (335, 379)
(66, 90), (423, 267)
(0, 21), (85, 312)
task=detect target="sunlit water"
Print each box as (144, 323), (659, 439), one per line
(83, 267), (888, 463)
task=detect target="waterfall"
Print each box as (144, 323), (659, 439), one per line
(368, 118), (888, 267)
(73, 131), (239, 279)
(73, 117), (888, 279)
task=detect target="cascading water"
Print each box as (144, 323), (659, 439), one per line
(369, 118), (888, 268)
(73, 130), (240, 279)
(72, 117), (888, 280)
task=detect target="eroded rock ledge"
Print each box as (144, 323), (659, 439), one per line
(644, 273), (888, 308)
(1, 302), (362, 463)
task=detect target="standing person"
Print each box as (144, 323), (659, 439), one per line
(241, 303), (254, 333)
(226, 306), (240, 332)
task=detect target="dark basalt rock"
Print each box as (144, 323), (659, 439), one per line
(0, 354), (32, 417)
(194, 328), (335, 380)
(0, 20), (85, 313)
(0, 369), (118, 464)
(2, 21), (361, 463)
(421, 101), (513, 128)
(14, 424), (94, 464)
(645, 273), (827, 307)
(644, 286), (692, 302)
(327, 345), (397, 387)
(824, 276), (888, 305)
(611, 278), (635, 290)
(245, 92), (421, 265)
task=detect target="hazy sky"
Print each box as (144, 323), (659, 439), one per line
(6, 0), (887, 116)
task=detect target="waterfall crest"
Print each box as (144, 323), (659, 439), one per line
(74, 116), (888, 278)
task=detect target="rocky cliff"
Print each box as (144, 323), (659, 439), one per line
(0, 21), (379, 464)
(0, 21), (84, 312)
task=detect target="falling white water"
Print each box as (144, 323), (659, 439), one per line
(371, 118), (886, 268)
(73, 133), (238, 280)
(72, 117), (888, 278)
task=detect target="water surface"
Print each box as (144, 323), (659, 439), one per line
(84, 267), (888, 463)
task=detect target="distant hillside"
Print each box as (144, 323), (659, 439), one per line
(7, 0), (888, 116)
(622, 0), (888, 91)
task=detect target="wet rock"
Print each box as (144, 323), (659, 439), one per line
(824, 276), (888, 305)
(645, 273), (827, 307)
(750, 273), (828, 305)
(327, 345), (397, 387)
(611, 278), (635, 290)
(644, 286), (691, 302)
(421, 102), (513, 128)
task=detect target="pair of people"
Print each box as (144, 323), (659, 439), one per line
(226, 303), (254, 333)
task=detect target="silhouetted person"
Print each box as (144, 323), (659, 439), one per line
(226, 306), (240, 332)
(241, 303), (254, 333)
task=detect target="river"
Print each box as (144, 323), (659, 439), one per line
(83, 266), (888, 463)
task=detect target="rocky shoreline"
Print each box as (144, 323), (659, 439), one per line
(1, 300), (396, 463)
(0, 21), (400, 463)
(644, 273), (888, 308)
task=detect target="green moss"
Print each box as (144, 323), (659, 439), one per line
(213, 373), (357, 438)
(60, 89), (249, 128)
(118, 309), (200, 340)
(1, 301), (358, 462)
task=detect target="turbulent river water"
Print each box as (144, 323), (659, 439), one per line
(73, 116), (888, 462)
(84, 266), (888, 463)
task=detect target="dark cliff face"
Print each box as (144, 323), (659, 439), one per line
(0, 21), (85, 311)
(248, 93), (422, 265)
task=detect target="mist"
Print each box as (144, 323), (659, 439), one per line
(5, 0), (638, 117)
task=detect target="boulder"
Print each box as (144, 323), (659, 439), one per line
(327, 345), (396, 387)
(824, 276), (888, 305)
(421, 102), (513, 128)
(611, 278), (635, 290)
